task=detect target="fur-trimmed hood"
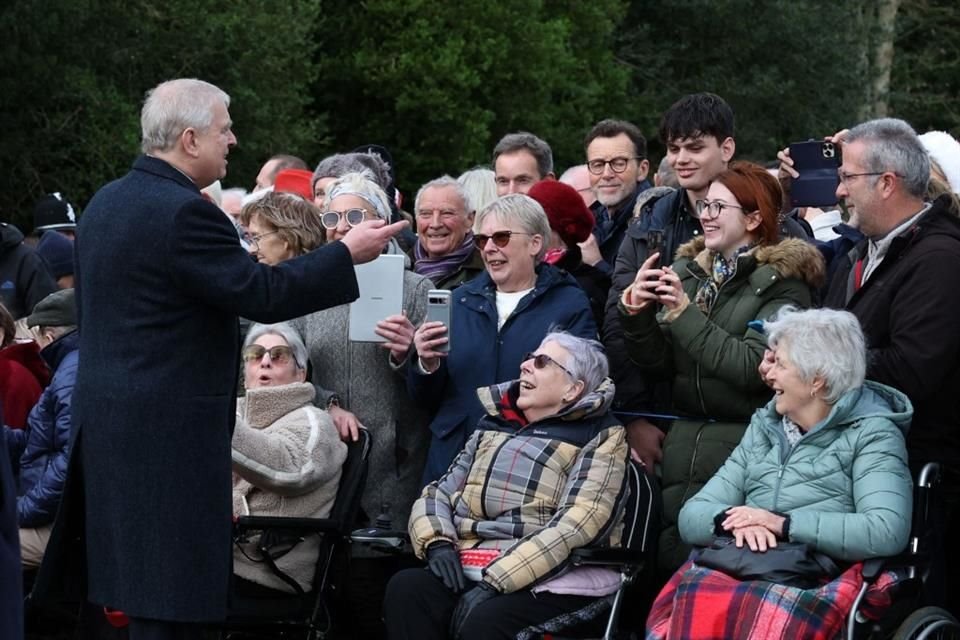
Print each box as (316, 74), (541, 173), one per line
(675, 236), (825, 289)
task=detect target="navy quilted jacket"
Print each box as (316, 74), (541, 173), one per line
(4, 330), (78, 528)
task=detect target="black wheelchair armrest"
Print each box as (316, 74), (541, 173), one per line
(350, 527), (410, 553)
(570, 547), (644, 571)
(235, 515), (342, 534)
(861, 557), (886, 581)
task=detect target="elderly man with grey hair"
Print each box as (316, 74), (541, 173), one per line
(492, 132), (555, 196)
(819, 117), (960, 617)
(412, 175), (484, 289)
(72, 78), (407, 639)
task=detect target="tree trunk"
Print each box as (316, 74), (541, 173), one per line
(860, 0), (901, 119)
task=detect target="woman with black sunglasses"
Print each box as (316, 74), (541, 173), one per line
(386, 332), (628, 640)
(231, 322), (347, 594)
(409, 194), (597, 484)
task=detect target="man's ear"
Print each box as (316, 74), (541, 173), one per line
(181, 127), (200, 159)
(529, 233), (543, 257)
(638, 158), (651, 181)
(720, 137), (736, 163)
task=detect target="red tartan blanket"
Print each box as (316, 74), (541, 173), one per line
(646, 560), (899, 640)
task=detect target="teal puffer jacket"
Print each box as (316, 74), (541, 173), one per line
(679, 381), (913, 561)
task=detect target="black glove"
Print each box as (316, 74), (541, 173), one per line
(425, 541), (466, 593)
(449, 581), (498, 639)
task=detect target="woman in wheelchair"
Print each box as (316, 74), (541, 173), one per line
(231, 322), (347, 593)
(384, 332), (629, 640)
(647, 307), (914, 639)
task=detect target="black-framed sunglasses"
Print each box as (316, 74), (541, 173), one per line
(242, 344), (295, 365)
(586, 156), (642, 175)
(474, 230), (533, 250)
(523, 351), (576, 379)
(321, 208), (368, 229)
(693, 199), (746, 220)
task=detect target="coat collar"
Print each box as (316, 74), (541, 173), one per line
(675, 236), (825, 289)
(239, 382), (315, 429)
(133, 155), (201, 194)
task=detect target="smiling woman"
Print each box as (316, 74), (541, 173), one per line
(387, 332), (630, 640)
(409, 194), (598, 483)
(618, 161), (826, 574)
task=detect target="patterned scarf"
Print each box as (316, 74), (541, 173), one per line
(413, 232), (476, 282)
(694, 245), (755, 313)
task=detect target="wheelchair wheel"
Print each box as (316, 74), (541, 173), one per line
(892, 606), (960, 640)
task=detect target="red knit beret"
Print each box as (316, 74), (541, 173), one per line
(273, 169), (315, 201)
(528, 179), (595, 245)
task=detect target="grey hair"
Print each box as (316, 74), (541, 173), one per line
(141, 79), (230, 154)
(457, 168), (497, 213)
(312, 152), (390, 191)
(415, 175), (473, 215)
(325, 172), (392, 221)
(244, 322), (308, 370)
(845, 118), (930, 198)
(493, 132), (554, 178)
(474, 194), (551, 263)
(539, 331), (609, 394)
(657, 156), (679, 188)
(763, 307), (866, 404)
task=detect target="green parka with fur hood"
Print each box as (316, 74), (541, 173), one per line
(619, 236), (825, 573)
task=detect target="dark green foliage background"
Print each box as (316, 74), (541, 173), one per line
(0, 0), (956, 229)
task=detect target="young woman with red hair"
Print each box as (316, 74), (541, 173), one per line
(617, 161), (827, 577)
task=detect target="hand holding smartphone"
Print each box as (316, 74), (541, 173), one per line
(787, 140), (842, 208)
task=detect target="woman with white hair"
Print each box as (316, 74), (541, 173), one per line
(231, 322), (347, 593)
(647, 307), (913, 639)
(410, 194), (597, 483)
(387, 333), (628, 640)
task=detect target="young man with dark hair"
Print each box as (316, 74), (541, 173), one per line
(581, 119), (651, 272)
(601, 94), (736, 458)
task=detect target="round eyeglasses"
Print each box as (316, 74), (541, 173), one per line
(693, 199), (746, 220)
(586, 156), (642, 175)
(321, 208), (368, 229)
(247, 230), (280, 252)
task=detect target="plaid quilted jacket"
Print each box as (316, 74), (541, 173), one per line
(408, 377), (629, 593)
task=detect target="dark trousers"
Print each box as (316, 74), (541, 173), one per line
(128, 616), (206, 640)
(383, 568), (602, 640)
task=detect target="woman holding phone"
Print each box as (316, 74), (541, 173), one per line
(618, 161), (826, 575)
(410, 194), (597, 483)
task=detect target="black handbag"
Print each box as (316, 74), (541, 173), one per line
(694, 537), (842, 589)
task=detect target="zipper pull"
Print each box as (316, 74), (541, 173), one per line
(778, 466), (784, 479)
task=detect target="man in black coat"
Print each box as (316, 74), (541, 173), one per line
(72, 78), (406, 639)
(821, 118), (960, 618)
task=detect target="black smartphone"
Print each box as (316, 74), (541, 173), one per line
(788, 140), (842, 208)
(646, 229), (664, 271)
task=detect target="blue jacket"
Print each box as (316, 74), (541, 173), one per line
(408, 264), (597, 483)
(4, 330), (78, 529)
(679, 381), (913, 561)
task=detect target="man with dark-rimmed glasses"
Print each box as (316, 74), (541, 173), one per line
(582, 119), (651, 274)
(822, 118), (960, 619)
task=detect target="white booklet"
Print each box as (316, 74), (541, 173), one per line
(348, 253), (405, 342)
